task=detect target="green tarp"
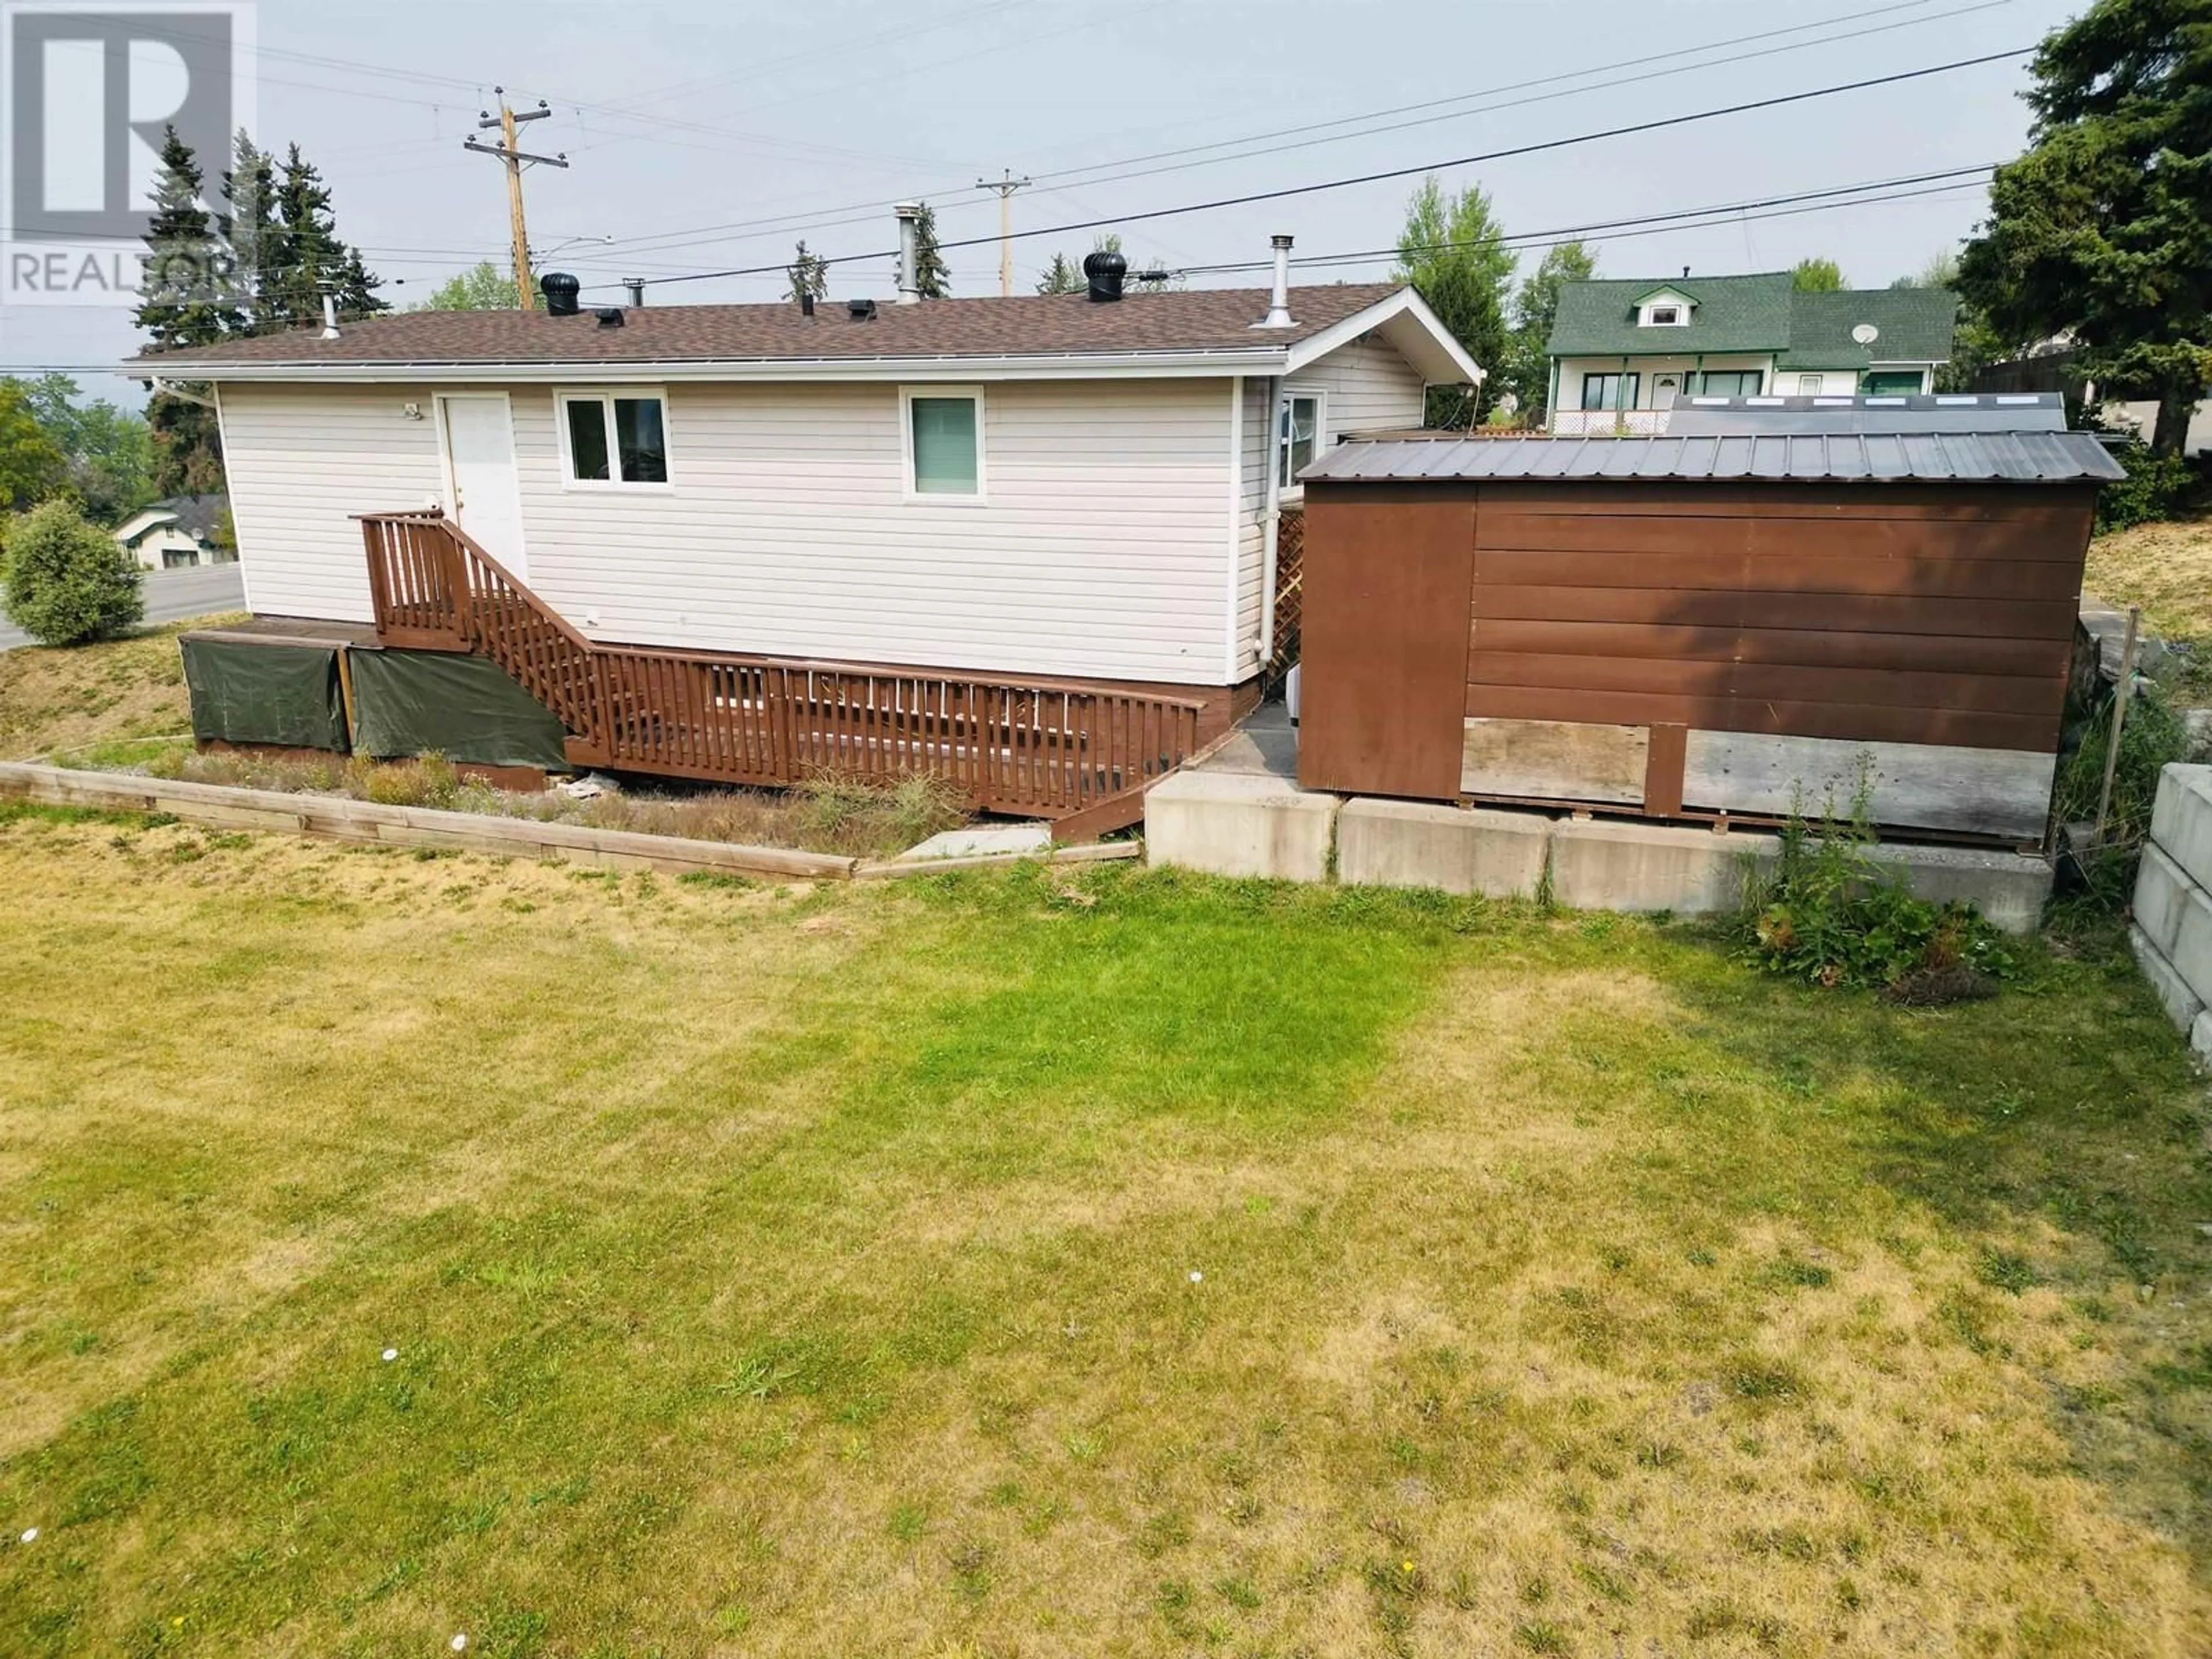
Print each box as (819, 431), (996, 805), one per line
(349, 649), (568, 770)
(180, 638), (348, 751)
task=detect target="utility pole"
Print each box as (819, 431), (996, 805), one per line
(975, 169), (1031, 297)
(464, 89), (569, 310)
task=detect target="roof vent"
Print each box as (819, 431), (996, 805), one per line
(1082, 248), (1126, 304)
(540, 272), (581, 317)
(800, 290), (816, 319)
(1256, 233), (1294, 328)
(848, 297), (878, 321)
(594, 307), (624, 328)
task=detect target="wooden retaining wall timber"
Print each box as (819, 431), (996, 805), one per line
(0, 764), (1139, 881)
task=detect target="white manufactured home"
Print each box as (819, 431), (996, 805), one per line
(135, 237), (1480, 834)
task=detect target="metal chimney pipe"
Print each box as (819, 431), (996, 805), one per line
(320, 291), (341, 340)
(1260, 234), (1294, 328)
(623, 277), (645, 308)
(893, 203), (922, 305)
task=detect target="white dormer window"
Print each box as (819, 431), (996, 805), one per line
(1635, 289), (1695, 328)
(1647, 305), (1681, 326)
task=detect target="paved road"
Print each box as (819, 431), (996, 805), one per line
(0, 562), (245, 650)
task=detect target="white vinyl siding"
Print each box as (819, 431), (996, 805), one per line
(506, 378), (1230, 684)
(1293, 333), (1426, 438)
(1236, 377), (1271, 672)
(216, 383), (445, 622)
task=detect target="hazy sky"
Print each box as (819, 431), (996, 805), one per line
(5, 0), (2085, 381)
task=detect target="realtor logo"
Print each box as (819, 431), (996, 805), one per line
(2, 1), (255, 305)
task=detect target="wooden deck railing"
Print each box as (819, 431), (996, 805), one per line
(358, 510), (1203, 832)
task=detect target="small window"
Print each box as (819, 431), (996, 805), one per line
(560, 391), (669, 486)
(1279, 392), (1322, 488)
(909, 393), (980, 495)
(1581, 372), (1639, 412)
(1798, 374), (1824, 396)
(1694, 369), (1763, 397)
(1647, 305), (1679, 326)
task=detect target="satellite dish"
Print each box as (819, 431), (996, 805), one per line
(1851, 323), (1880, 345)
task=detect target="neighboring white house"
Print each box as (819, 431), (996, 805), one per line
(130, 236), (1479, 699)
(1546, 273), (1960, 434)
(112, 495), (234, 570)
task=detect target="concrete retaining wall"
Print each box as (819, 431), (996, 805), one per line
(2132, 765), (2212, 1061)
(1148, 772), (2053, 930)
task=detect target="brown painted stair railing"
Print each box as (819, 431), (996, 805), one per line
(358, 510), (1203, 840)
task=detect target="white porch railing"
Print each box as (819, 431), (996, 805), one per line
(1550, 408), (1672, 437)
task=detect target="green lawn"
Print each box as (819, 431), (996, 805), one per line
(2, 809), (2210, 1656)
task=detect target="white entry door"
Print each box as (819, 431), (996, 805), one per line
(440, 394), (527, 575)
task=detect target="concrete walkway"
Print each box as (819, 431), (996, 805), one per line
(1191, 700), (1298, 782)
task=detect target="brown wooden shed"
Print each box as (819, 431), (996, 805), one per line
(1293, 403), (2124, 845)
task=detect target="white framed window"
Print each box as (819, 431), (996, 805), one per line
(900, 385), (986, 501)
(1647, 305), (1680, 325)
(556, 389), (672, 488)
(1278, 387), (1326, 491)
(1638, 296), (1692, 327)
(1798, 373), (1824, 395)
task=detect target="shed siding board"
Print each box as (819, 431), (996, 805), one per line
(221, 376), (1247, 687)
(1464, 481), (2093, 755)
(1297, 486), (1476, 798)
(1297, 333), (1428, 435)
(217, 382), (445, 622)
(1681, 732), (2056, 840)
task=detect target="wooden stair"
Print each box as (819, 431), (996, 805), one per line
(358, 510), (1202, 838)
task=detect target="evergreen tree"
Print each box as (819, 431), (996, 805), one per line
(1035, 252), (1080, 295)
(785, 240), (829, 302)
(912, 203), (951, 299)
(1959, 0), (2212, 453)
(134, 127), (231, 495)
(221, 131), (278, 331)
(1791, 256), (1846, 291)
(264, 143), (342, 331)
(1503, 240), (1597, 424)
(336, 244), (387, 319)
(135, 127), (234, 349)
(1392, 176), (1516, 426)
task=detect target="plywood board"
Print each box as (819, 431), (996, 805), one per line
(1681, 731), (2057, 840)
(1463, 717), (1649, 806)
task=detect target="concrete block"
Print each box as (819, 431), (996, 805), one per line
(2165, 868), (2212, 1012)
(1548, 820), (1781, 916)
(903, 824), (1052, 860)
(1145, 770), (1339, 883)
(2134, 843), (2196, 959)
(1338, 798), (1554, 899)
(2131, 924), (2206, 1033)
(2192, 1009), (2212, 1066)
(2150, 764), (2212, 897)
(1862, 843), (2054, 937)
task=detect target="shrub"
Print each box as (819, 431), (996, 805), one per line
(2093, 440), (2201, 534)
(3, 498), (143, 645)
(1737, 813), (2015, 995)
(2052, 679), (2195, 907)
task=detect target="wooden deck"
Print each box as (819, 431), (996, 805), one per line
(359, 511), (1208, 838)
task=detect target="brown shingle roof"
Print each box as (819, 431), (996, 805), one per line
(132, 283), (1404, 369)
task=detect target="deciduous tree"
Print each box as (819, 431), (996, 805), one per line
(415, 260), (518, 311)
(1392, 176), (1516, 426)
(1791, 256), (1846, 291)
(1504, 241), (1597, 424)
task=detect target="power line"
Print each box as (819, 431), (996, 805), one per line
(1169, 166), (1999, 276)
(578, 0), (2010, 267)
(607, 46), (2032, 291)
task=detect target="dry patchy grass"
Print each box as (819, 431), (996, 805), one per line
(0, 618), (243, 763)
(1, 817), (2210, 1656)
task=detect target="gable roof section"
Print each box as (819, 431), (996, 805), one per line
(1778, 287), (1961, 369)
(1548, 274), (1959, 366)
(1548, 273), (1794, 357)
(124, 284), (1485, 383)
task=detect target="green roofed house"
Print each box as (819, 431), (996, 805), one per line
(1545, 272), (1960, 434)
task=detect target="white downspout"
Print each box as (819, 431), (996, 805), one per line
(1257, 374), (1285, 664)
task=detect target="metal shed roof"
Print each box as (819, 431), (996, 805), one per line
(1666, 392), (2069, 436)
(1300, 427), (2125, 486)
